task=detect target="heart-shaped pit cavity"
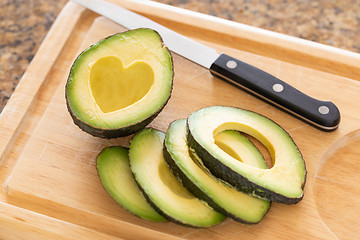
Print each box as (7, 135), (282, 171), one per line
(90, 56), (154, 113)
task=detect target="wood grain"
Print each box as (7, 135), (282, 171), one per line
(0, 202), (120, 240)
(1, 1), (360, 239)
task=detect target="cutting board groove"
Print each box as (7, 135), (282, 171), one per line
(0, 1), (360, 239)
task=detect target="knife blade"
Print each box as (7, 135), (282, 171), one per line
(71, 0), (341, 131)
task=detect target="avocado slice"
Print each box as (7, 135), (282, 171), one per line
(96, 146), (167, 222)
(129, 128), (225, 228)
(164, 119), (271, 224)
(66, 29), (173, 138)
(187, 106), (306, 204)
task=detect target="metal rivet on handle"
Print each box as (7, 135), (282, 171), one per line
(318, 105), (330, 115)
(272, 83), (284, 92)
(226, 60), (237, 69)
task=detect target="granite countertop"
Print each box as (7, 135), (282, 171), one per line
(1, 0), (359, 114)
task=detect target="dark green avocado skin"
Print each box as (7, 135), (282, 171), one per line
(163, 143), (270, 224)
(186, 121), (304, 205)
(162, 145), (225, 215)
(65, 92), (170, 139)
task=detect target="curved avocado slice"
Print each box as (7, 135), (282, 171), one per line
(129, 128), (225, 228)
(96, 146), (167, 222)
(66, 28), (173, 138)
(164, 119), (271, 224)
(214, 130), (268, 170)
(187, 106), (306, 204)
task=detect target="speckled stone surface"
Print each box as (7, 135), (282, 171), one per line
(1, 0), (359, 113)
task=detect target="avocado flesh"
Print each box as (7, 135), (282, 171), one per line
(129, 128), (225, 228)
(187, 106), (306, 204)
(164, 119), (270, 224)
(66, 28), (173, 138)
(96, 146), (166, 222)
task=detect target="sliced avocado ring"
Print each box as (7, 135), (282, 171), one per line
(96, 146), (167, 222)
(187, 106), (306, 204)
(164, 119), (270, 224)
(66, 28), (173, 138)
(129, 128), (225, 228)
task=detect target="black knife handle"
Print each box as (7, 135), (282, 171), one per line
(210, 54), (340, 131)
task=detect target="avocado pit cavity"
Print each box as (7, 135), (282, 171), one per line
(90, 56), (154, 113)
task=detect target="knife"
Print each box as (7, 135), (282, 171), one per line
(71, 0), (340, 131)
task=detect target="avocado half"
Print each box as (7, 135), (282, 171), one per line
(187, 106), (307, 204)
(129, 128), (225, 228)
(96, 146), (167, 222)
(163, 119), (270, 224)
(66, 29), (173, 138)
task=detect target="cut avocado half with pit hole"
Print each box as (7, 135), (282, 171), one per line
(66, 28), (173, 138)
(129, 128), (225, 228)
(164, 119), (271, 224)
(96, 146), (167, 222)
(187, 106), (307, 204)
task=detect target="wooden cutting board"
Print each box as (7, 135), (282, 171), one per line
(1, 1), (360, 239)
